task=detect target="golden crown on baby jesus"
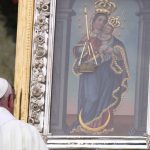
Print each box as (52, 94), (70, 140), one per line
(108, 16), (121, 28)
(94, 0), (117, 15)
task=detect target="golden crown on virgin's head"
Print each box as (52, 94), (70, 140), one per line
(94, 0), (117, 15)
(108, 16), (121, 28)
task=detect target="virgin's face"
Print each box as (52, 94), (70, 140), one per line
(93, 15), (107, 30)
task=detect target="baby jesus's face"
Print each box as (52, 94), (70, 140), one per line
(103, 24), (114, 35)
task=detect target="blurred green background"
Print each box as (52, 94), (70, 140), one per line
(0, 0), (18, 83)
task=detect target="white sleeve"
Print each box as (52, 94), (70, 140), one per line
(22, 124), (49, 150)
(0, 120), (48, 150)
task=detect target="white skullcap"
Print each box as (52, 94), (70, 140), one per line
(0, 78), (9, 99)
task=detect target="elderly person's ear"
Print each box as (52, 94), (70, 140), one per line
(8, 94), (14, 114)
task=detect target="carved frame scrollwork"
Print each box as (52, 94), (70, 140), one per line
(28, 0), (51, 132)
(28, 0), (150, 149)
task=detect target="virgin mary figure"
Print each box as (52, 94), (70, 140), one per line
(70, 2), (129, 135)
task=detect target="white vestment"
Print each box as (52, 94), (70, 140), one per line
(0, 107), (48, 150)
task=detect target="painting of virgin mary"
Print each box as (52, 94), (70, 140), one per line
(70, 1), (130, 135)
(50, 0), (149, 136)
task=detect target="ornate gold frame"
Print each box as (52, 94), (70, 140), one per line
(14, 0), (35, 122)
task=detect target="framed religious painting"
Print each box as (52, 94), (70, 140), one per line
(28, 0), (150, 149)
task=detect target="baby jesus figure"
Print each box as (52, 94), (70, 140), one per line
(73, 23), (116, 73)
(98, 23), (115, 63)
